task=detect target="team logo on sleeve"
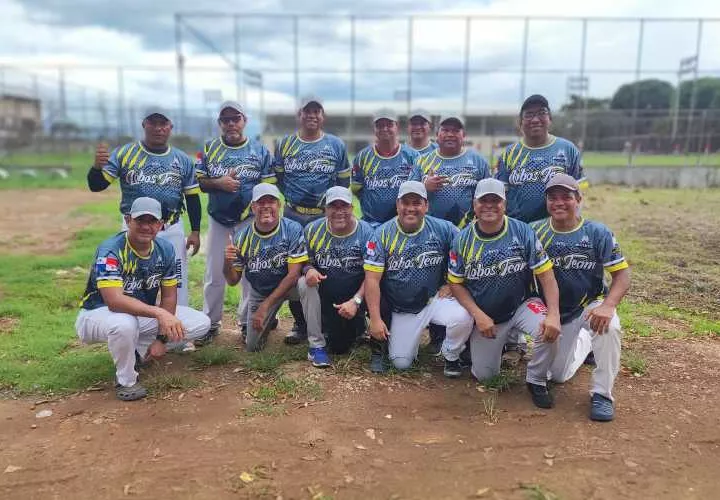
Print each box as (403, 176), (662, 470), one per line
(366, 241), (377, 257)
(449, 250), (458, 268)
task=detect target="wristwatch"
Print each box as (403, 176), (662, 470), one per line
(353, 295), (363, 306)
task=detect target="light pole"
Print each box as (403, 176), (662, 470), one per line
(670, 55), (697, 146)
(567, 75), (589, 149)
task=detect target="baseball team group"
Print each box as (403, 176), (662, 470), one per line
(77, 93), (630, 422)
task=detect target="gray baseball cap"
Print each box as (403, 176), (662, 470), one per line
(325, 186), (353, 205)
(474, 178), (506, 200)
(143, 107), (171, 122)
(373, 108), (399, 124)
(299, 95), (324, 110)
(251, 183), (282, 202)
(130, 197), (163, 220)
(545, 173), (579, 192)
(218, 100), (246, 117)
(409, 109), (432, 124)
(439, 115), (465, 129)
(397, 180), (428, 200)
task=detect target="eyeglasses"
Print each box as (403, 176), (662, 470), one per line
(521, 109), (550, 120)
(219, 116), (243, 124)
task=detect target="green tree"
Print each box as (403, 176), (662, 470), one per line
(678, 77), (720, 109)
(610, 79), (674, 110)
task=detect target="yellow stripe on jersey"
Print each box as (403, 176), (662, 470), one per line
(606, 261), (629, 273)
(97, 280), (123, 288)
(118, 143), (136, 166)
(447, 274), (464, 284)
(102, 171), (116, 183)
(162, 278), (178, 287)
(388, 230), (401, 255)
(184, 186), (201, 195)
(533, 260), (553, 275)
(398, 236), (408, 253)
(364, 263), (384, 273)
(128, 145), (143, 169)
(288, 255), (309, 264)
(240, 234), (251, 256)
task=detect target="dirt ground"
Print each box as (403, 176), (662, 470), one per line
(1, 188), (720, 499)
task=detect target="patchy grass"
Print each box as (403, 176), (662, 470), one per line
(481, 368), (521, 392)
(144, 373), (200, 396)
(622, 350), (648, 376)
(519, 483), (560, 500)
(251, 375), (323, 403)
(190, 345), (240, 367)
(241, 347), (307, 373)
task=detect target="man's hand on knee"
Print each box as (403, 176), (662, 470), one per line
(333, 299), (358, 320)
(585, 303), (615, 334)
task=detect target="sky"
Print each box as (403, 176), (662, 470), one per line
(1, 0), (720, 134)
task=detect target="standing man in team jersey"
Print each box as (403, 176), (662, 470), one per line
(274, 96), (352, 345)
(496, 94), (584, 223)
(196, 101), (276, 343)
(75, 197), (210, 401)
(531, 174), (630, 421)
(304, 187), (375, 354)
(409, 115), (491, 227)
(223, 183), (330, 367)
(446, 178), (562, 409)
(352, 109), (420, 227)
(407, 109), (437, 155)
(88, 109), (202, 307)
(364, 181), (473, 373)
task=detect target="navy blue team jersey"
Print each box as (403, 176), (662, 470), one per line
(80, 232), (178, 310)
(532, 217), (628, 323)
(102, 141), (200, 220)
(409, 148), (490, 226)
(409, 141), (438, 156)
(448, 217), (553, 323)
(232, 218), (308, 297)
(495, 136), (583, 223)
(364, 216), (457, 314)
(305, 218), (375, 300)
(196, 137), (276, 227)
(351, 144), (420, 225)
(274, 133), (351, 209)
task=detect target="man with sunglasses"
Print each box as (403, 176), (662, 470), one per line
(195, 101), (277, 344)
(88, 109), (202, 308)
(274, 96), (352, 345)
(496, 95), (584, 224)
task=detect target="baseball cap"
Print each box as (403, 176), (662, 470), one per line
(520, 94), (550, 114)
(325, 186), (353, 205)
(474, 178), (506, 200)
(373, 108), (399, 124)
(251, 183), (282, 202)
(130, 197), (163, 220)
(409, 109), (432, 124)
(545, 173), (579, 192)
(299, 95), (324, 111)
(397, 180), (427, 200)
(143, 107), (171, 122)
(218, 100), (246, 117)
(439, 115), (465, 129)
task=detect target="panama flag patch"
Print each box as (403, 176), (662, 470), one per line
(96, 256), (119, 273)
(449, 250), (458, 268)
(366, 241), (377, 257)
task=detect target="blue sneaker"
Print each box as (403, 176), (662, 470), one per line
(590, 393), (614, 422)
(308, 347), (331, 368)
(370, 352), (386, 374)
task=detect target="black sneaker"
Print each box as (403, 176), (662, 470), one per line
(459, 348), (472, 369)
(583, 351), (596, 366)
(269, 317), (279, 331)
(370, 351), (386, 374)
(526, 382), (554, 409)
(443, 359), (462, 378)
(194, 325), (219, 347)
(284, 323), (308, 345)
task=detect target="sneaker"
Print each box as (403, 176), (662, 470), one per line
(443, 359), (462, 378)
(370, 351), (386, 374)
(284, 323), (308, 345)
(459, 348), (472, 369)
(308, 347), (331, 368)
(590, 393), (614, 422)
(115, 382), (147, 401)
(269, 317), (279, 331)
(584, 351), (596, 366)
(194, 325), (219, 347)
(526, 382), (554, 409)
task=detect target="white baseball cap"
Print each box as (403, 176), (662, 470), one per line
(474, 178), (506, 200)
(439, 115), (465, 129)
(325, 186), (353, 205)
(251, 183), (282, 202)
(143, 107), (171, 122)
(373, 108), (399, 124)
(299, 95), (324, 110)
(218, 100), (246, 117)
(130, 197), (163, 220)
(397, 180), (428, 200)
(409, 109), (432, 123)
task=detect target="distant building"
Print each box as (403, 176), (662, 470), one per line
(0, 94), (42, 148)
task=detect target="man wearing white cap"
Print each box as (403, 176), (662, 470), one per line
(223, 183), (330, 367)
(410, 115), (490, 227)
(531, 174), (630, 421)
(274, 95), (352, 345)
(75, 197), (211, 401)
(352, 108), (420, 227)
(88, 108), (202, 308)
(195, 101), (276, 343)
(304, 186), (375, 353)
(446, 178), (562, 408)
(407, 109), (437, 155)
(364, 180), (473, 373)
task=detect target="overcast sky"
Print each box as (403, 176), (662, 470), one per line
(1, 0), (720, 132)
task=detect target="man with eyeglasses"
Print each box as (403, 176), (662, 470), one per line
(195, 101), (277, 344)
(496, 95), (584, 224)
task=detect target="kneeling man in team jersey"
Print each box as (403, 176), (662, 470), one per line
(75, 197), (210, 401)
(531, 174), (630, 421)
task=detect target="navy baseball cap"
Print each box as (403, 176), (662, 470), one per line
(520, 94), (550, 114)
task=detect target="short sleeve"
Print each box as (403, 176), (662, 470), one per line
(95, 249), (124, 289)
(598, 226), (628, 273)
(195, 142), (210, 178)
(495, 148), (509, 183)
(181, 152), (201, 195)
(102, 145), (124, 183)
(476, 154), (491, 180)
(336, 141), (351, 182)
(408, 160), (422, 182)
(287, 224), (309, 265)
(363, 228), (386, 273)
(161, 245), (179, 287)
(260, 145), (277, 184)
(447, 233), (465, 284)
(351, 150), (365, 193)
(525, 225), (552, 274)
